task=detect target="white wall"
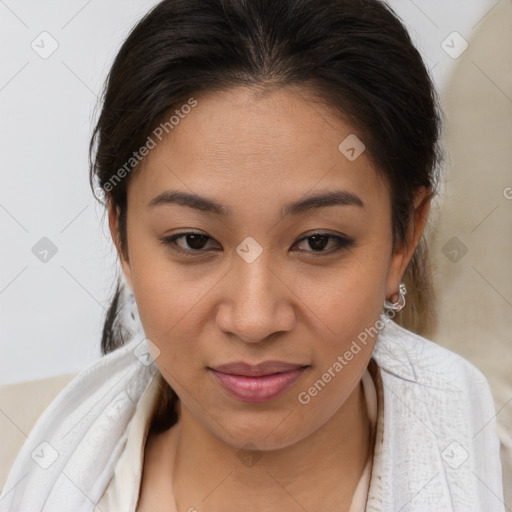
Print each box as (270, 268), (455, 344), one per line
(0, 0), (502, 385)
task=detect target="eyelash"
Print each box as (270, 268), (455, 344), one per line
(159, 231), (354, 257)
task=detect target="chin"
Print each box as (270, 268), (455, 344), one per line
(207, 412), (310, 452)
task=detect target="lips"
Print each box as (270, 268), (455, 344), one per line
(211, 360), (307, 377)
(209, 361), (309, 403)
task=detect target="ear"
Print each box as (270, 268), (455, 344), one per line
(385, 187), (431, 300)
(107, 197), (134, 292)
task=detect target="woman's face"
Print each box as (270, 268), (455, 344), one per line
(110, 85), (416, 450)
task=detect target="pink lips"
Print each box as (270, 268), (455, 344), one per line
(209, 361), (309, 403)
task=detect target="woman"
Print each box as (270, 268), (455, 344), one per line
(0, 0), (505, 510)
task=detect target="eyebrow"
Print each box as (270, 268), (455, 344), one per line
(147, 189), (364, 217)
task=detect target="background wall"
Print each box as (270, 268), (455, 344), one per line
(0, 0), (507, 385)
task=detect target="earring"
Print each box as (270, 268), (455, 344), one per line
(384, 282), (407, 311)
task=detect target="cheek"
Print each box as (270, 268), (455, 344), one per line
(132, 272), (212, 397)
(294, 248), (389, 342)
(291, 251), (388, 409)
(126, 231), (212, 362)
(131, 271), (214, 365)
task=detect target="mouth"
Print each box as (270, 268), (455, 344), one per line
(208, 361), (310, 403)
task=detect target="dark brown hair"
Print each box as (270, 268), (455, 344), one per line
(89, 0), (443, 432)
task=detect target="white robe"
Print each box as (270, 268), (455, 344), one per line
(0, 317), (505, 511)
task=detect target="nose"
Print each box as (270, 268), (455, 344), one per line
(215, 251), (296, 344)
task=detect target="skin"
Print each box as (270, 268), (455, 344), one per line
(108, 84), (430, 511)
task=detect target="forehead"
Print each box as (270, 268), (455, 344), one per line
(128, 85), (387, 211)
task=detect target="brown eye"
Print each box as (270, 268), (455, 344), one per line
(159, 231), (354, 257)
(178, 233), (210, 250)
(160, 232), (219, 254)
(292, 233), (354, 254)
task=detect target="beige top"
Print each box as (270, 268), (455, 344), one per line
(95, 358), (384, 512)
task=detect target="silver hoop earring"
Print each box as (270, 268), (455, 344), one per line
(384, 282), (407, 311)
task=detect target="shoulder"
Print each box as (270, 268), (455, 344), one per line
(373, 317), (491, 396)
(372, 318), (505, 509)
(372, 317), (500, 458)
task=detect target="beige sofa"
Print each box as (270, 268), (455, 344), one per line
(428, 0), (512, 508)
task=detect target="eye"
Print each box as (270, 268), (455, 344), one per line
(160, 231), (354, 257)
(159, 232), (219, 254)
(291, 233), (354, 255)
